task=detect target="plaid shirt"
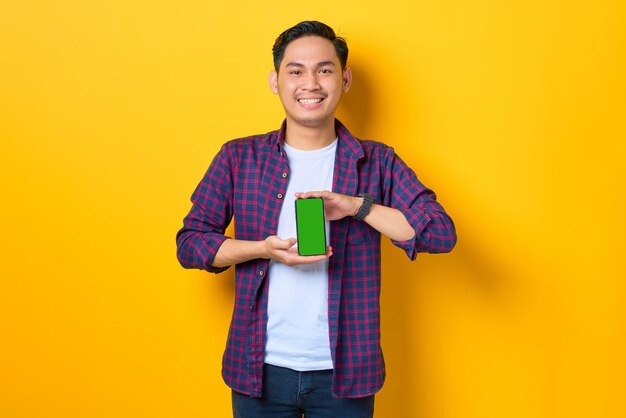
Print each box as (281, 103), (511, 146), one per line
(176, 119), (456, 398)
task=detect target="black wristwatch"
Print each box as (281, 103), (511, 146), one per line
(353, 193), (375, 221)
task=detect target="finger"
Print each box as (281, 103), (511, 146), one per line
(286, 246), (332, 259)
(295, 190), (326, 199)
(289, 254), (329, 264)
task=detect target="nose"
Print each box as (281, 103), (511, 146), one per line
(301, 71), (321, 90)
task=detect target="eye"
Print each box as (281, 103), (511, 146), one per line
(289, 70), (301, 75)
(319, 68), (332, 74)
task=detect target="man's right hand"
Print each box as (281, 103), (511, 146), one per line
(212, 236), (332, 268)
(263, 236), (332, 266)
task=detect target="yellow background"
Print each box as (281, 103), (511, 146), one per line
(1, 1), (625, 417)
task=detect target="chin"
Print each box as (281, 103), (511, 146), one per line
(290, 114), (334, 127)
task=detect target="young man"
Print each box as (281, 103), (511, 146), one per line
(177, 21), (456, 418)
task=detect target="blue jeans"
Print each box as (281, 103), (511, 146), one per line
(232, 364), (375, 418)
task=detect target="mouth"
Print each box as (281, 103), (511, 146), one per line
(297, 97), (324, 105)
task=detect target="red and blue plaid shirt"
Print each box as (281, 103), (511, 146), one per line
(176, 119), (456, 398)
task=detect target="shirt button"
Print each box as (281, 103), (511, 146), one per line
(277, 193), (283, 199)
(282, 172), (287, 178)
(259, 270), (264, 276)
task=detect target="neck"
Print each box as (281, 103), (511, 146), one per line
(284, 118), (336, 150)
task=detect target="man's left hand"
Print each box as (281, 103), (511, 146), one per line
(294, 190), (361, 221)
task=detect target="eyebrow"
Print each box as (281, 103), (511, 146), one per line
(285, 61), (337, 68)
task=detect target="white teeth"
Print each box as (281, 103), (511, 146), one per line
(298, 98), (322, 104)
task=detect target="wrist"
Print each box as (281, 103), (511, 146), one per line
(351, 197), (364, 217)
(260, 238), (272, 259)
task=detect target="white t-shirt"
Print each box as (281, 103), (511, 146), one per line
(264, 139), (337, 371)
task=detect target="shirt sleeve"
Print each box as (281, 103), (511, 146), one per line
(383, 149), (457, 259)
(176, 144), (234, 273)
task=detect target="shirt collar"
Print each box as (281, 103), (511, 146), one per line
(273, 119), (364, 160)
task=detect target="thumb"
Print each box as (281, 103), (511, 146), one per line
(270, 236), (297, 250)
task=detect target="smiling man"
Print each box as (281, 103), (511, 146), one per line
(269, 35), (349, 147)
(176, 21), (457, 418)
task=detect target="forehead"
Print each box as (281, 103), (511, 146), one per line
(281, 36), (339, 67)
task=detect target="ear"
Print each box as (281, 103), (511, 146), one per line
(342, 66), (352, 93)
(269, 70), (279, 94)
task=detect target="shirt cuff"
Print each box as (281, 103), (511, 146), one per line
(204, 234), (231, 273)
(391, 210), (432, 260)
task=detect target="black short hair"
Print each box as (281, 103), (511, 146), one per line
(272, 21), (348, 72)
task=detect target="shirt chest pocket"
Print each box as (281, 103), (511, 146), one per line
(347, 220), (379, 246)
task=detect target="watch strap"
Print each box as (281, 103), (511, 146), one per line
(354, 193), (375, 221)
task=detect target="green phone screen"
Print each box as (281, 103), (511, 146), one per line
(295, 197), (327, 256)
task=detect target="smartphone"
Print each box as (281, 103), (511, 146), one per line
(295, 197), (327, 256)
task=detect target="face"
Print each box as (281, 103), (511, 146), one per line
(269, 36), (352, 130)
